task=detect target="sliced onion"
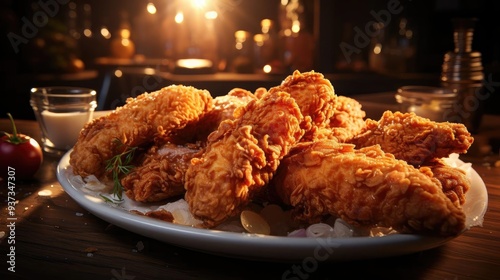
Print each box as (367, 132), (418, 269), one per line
(287, 228), (307, 237)
(331, 218), (354, 237)
(306, 223), (334, 238)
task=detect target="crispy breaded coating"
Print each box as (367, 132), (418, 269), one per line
(184, 91), (310, 228)
(122, 88), (257, 203)
(268, 70), (337, 141)
(419, 158), (471, 207)
(272, 140), (466, 236)
(121, 142), (204, 202)
(350, 111), (474, 166)
(170, 88), (257, 143)
(70, 85), (213, 178)
(316, 95), (366, 142)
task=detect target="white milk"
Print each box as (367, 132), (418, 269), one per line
(41, 111), (93, 149)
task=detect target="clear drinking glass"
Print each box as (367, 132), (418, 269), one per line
(395, 86), (457, 122)
(30, 87), (97, 155)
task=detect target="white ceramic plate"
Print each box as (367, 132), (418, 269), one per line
(57, 151), (488, 262)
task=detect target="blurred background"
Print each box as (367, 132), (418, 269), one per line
(1, 0), (499, 119)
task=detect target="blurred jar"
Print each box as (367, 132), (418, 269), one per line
(231, 30), (254, 73)
(253, 19), (282, 73)
(110, 11), (135, 59)
(395, 86), (457, 122)
(440, 18), (485, 133)
(278, 0), (315, 72)
(375, 16), (416, 74)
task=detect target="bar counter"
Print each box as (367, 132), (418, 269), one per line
(1, 112), (499, 280)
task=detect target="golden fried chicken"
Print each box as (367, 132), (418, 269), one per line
(121, 142), (204, 202)
(184, 91), (310, 228)
(419, 158), (471, 207)
(272, 140), (466, 236)
(122, 88), (257, 203)
(268, 70), (337, 141)
(316, 95), (366, 142)
(253, 87), (268, 99)
(169, 88), (257, 143)
(70, 85), (213, 178)
(350, 111), (474, 166)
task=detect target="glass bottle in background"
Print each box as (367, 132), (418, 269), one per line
(231, 30), (254, 73)
(110, 11), (135, 59)
(383, 16), (416, 73)
(67, 1), (80, 40)
(253, 19), (282, 73)
(440, 18), (485, 133)
(368, 22), (385, 72)
(278, 0), (315, 73)
(79, 3), (104, 64)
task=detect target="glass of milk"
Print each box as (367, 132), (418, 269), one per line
(30, 87), (97, 155)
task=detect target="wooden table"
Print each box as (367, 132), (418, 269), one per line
(1, 116), (499, 280)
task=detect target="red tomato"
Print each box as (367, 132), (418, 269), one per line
(0, 114), (43, 180)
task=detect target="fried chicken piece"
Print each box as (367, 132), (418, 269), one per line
(121, 142), (204, 202)
(350, 111), (474, 166)
(170, 88), (257, 143)
(253, 87), (268, 99)
(419, 158), (471, 207)
(268, 70), (337, 141)
(185, 91), (310, 228)
(272, 140), (466, 236)
(121, 88), (256, 203)
(70, 85), (213, 178)
(316, 95), (366, 142)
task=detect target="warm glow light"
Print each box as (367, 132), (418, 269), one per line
(100, 26), (111, 39)
(205, 10), (218, 20)
(177, 58), (213, 69)
(83, 28), (92, 37)
(147, 3), (157, 14)
(291, 20), (301, 33)
(120, 29), (131, 39)
(121, 38), (130, 46)
(175, 12), (184, 24)
(283, 29), (292, 37)
(261, 19), (272, 33)
(281, 0), (289, 6)
(406, 30), (413, 39)
(254, 34), (264, 46)
(235, 30), (248, 42)
(191, 0), (207, 9)
(373, 43), (382, 54)
(263, 64), (272, 73)
(38, 190), (52, 197)
(144, 67), (155, 75)
(114, 69), (123, 77)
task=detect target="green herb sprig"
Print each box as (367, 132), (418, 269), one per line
(104, 139), (138, 201)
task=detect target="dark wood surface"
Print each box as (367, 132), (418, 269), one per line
(1, 115), (499, 280)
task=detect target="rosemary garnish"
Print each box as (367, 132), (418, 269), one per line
(104, 138), (138, 202)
